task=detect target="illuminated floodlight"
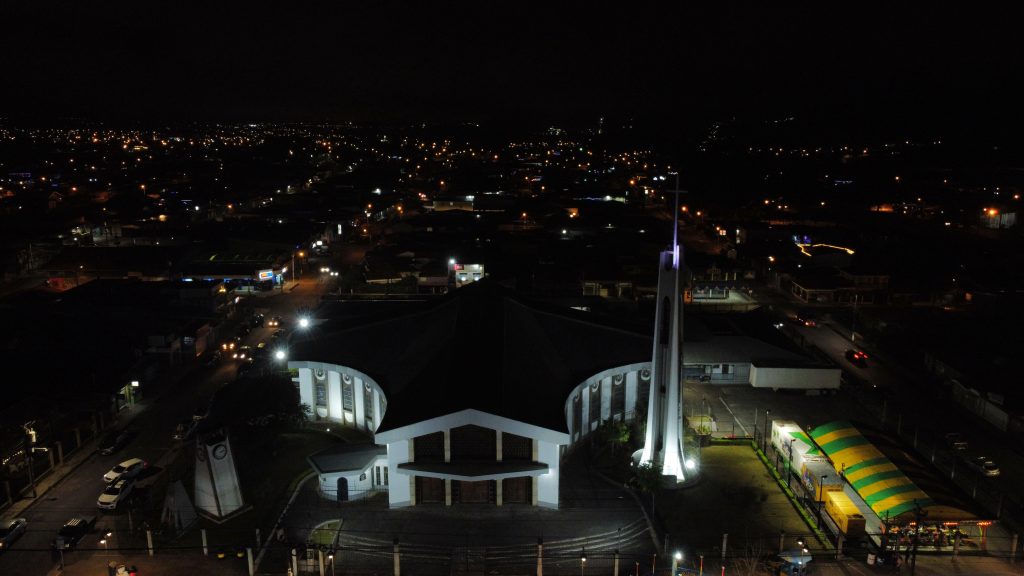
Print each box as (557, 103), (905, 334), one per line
(275, 349), (287, 361)
(684, 458), (696, 470)
(298, 317), (310, 329)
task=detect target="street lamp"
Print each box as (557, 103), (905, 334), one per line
(100, 537), (108, 556)
(275, 349), (287, 361)
(818, 475), (827, 528)
(763, 409), (771, 451)
(672, 551), (682, 575)
(328, 551), (336, 576)
(298, 317), (310, 329)
(580, 548), (587, 576)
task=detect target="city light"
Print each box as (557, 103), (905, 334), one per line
(298, 317), (310, 329)
(275, 349), (287, 361)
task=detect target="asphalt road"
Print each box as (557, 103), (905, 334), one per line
(0, 265), (336, 576)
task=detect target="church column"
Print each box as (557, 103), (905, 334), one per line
(581, 386), (591, 435)
(496, 432), (503, 506)
(444, 429), (452, 506)
(327, 371), (343, 421)
(373, 388), (382, 431)
(600, 376), (612, 421)
(354, 377), (365, 429)
(531, 439), (539, 506)
(298, 368), (314, 416)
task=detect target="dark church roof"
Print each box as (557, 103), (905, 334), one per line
(289, 280), (652, 434)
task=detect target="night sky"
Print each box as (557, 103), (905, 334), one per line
(3, 2), (1022, 137)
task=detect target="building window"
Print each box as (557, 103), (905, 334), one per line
(363, 384), (374, 425)
(451, 425), (496, 462)
(342, 375), (354, 412)
(503, 433), (532, 461)
(414, 432), (445, 462)
(315, 383), (327, 407)
(611, 374), (625, 418)
(383, 466), (389, 486)
(359, 472), (366, 482)
(589, 382), (601, 427)
(375, 466), (381, 486)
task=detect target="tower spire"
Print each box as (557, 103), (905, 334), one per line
(639, 177), (687, 482)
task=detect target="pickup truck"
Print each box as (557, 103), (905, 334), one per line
(53, 516), (96, 550)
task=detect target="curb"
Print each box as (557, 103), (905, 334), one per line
(253, 470), (316, 571)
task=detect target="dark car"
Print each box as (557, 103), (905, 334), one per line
(53, 516), (96, 550)
(253, 313), (265, 328)
(98, 428), (133, 456)
(844, 349), (869, 367)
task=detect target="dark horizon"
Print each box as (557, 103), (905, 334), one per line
(3, 3), (1023, 142)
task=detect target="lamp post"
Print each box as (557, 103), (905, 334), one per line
(818, 475), (827, 528)
(671, 551), (682, 575)
(100, 537), (108, 556)
(763, 409), (771, 451)
(580, 548), (586, 576)
(328, 551), (336, 576)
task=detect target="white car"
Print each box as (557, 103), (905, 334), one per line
(0, 518), (28, 550)
(97, 478), (134, 510)
(103, 458), (147, 484)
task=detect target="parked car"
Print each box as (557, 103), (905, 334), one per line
(0, 518), (28, 551)
(172, 416), (204, 441)
(844, 349), (869, 367)
(203, 349), (223, 366)
(253, 313), (265, 328)
(97, 478), (134, 510)
(944, 432), (969, 450)
(795, 315), (817, 327)
(54, 516), (96, 549)
(970, 456), (1000, 477)
(98, 428), (133, 456)
(103, 458), (148, 484)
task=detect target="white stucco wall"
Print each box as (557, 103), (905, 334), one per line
(387, 440), (411, 507)
(749, 365), (841, 390)
(536, 440), (560, 508)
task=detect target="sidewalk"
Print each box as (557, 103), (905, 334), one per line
(0, 398), (155, 522)
(47, 552), (248, 576)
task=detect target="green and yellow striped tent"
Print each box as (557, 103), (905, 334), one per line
(809, 421), (932, 519)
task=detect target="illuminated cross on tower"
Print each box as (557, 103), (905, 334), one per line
(639, 176), (687, 482)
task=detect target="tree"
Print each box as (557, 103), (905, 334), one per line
(208, 374), (303, 429)
(631, 461), (663, 495)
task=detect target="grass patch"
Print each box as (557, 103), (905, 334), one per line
(309, 520), (342, 547)
(753, 445), (832, 549)
(199, 427), (341, 547)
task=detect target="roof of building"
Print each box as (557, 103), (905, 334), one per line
(289, 279), (652, 434)
(810, 421), (983, 521)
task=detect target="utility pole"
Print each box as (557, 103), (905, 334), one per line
(22, 422), (37, 498)
(910, 501), (927, 576)
(850, 294), (859, 342)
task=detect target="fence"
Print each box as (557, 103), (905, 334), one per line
(0, 409), (109, 513)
